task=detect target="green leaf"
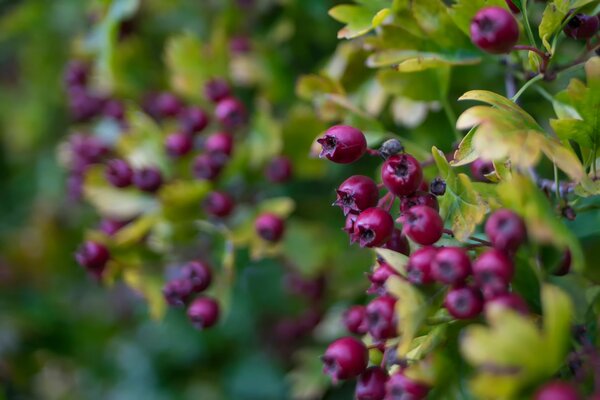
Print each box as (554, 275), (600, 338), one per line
(377, 69), (450, 102)
(296, 74), (344, 101)
(287, 349), (330, 400)
(387, 276), (427, 357)
(410, 0), (469, 48)
(449, 0), (509, 36)
(375, 248), (408, 275)
(247, 101), (283, 167)
(539, 0), (599, 51)
(367, 49), (480, 71)
(123, 267), (166, 320)
(329, 3), (391, 39)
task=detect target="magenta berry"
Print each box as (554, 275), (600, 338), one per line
(334, 175), (379, 216)
(64, 60), (89, 88)
(69, 134), (109, 167)
(255, 213), (285, 242)
(365, 295), (397, 340)
(470, 7), (519, 54)
(399, 205), (443, 246)
(431, 247), (472, 285)
(554, 249), (572, 276)
(485, 209), (527, 253)
(68, 89), (105, 122)
(343, 305), (368, 335)
(179, 106), (209, 135)
(229, 36), (252, 54)
(470, 158), (494, 182)
(400, 191), (439, 214)
(204, 132), (234, 157)
(99, 219), (128, 236)
(381, 154), (423, 196)
(343, 213), (358, 235)
(321, 337), (368, 383)
(193, 153), (225, 181)
(382, 229), (410, 256)
(204, 78), (231, 103)
(154, 92), (182, 118)
(203, 191), (235, 218)
(165, 132), (194, 157)
(353, 207), (394, 248)
(472, 249), (514, 291)
(406, 246), (438, 285)
(505, 0), (520, 14)
(485, 292), (529, 315)
(163, 278), (193, 307)
(215, 97), (247, 129)
(181, 261), (212, 292)
(534, 381), (580, 400)
(317, 125), (367, 164)
(265, 156), (293, 183)
(75, 241), (110, 277)
(103, 99), (125, 121)
(105, 159), (133, 188)
(385, 372), (429, 400)
(187, 297), (220, 329)
(133, 167), (163, 192)
(444, 286), (483, 319)
(356, 367), (388, 400)
(367, 260), (400, 295)
(564, 14), (599, 40)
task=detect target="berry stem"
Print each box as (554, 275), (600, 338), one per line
(511, 74), (543, 102)
(443, 228), (492, 247)
(520, 0), (539, 48)
(366, 148), (380, 157)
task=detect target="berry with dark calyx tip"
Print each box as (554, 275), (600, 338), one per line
(367, 260), (400, 295)
(431, 247), (472, 285)
(381, 154), (423, 196)
(505, 0), (520, 14)
(322, 337), (368, 383)
(473, 249), (514, 291)
(163, 278), (193, 307)
(187, 297), (220, 329)
(343, 305), (368, 335)
(255, 213), (285, 242)
(179, 106), (209, 135)
(203, 191), (235, 218)
(379, 138), (404, 159)
(154, 92), (183, 118)
(64, 60), (89, 88)
(365, 295), (397, 340)
(534, 381), (580, 400)
(406, 246), (438, 285)
(385, 372), (429, 400)
(554, 249), (572, 276)
(105, 159), (133, 188)
(204, 78), (231, 103)
(334, 175), (379, 216)
(99, 219), (128, 236)
(103, 99), (125, 121)
(563, 14), (599, 40)
(356, 367), (388, 400)
(204, 132), (234, 157)
(165, 132), (194, 157)
(75, 241), (110, 278)
(343, 213), (358, 236)
(400, 191), (439, 214)
(485, 292), (529, 315)
(193, 153), (225, 181)
(382, 229), (410, 256)
(444, 286), (483, 319)
(353, 207), (394, 248)
(265, 155), (293, 183)
(470, 158), (494, 182)
(485, 209), (527, 253)
(317, 125), (367, 164)
(133, 167), (163, 192)
(470, 7), (519, 54)
(399, 205), (443, 246)
(181, 261), (212, 292)
(215, 97), (248, 129)
(430, 177), (446, 196)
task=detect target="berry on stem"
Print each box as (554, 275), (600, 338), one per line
(381, 154), (423, 196)
(154, 92), (183, 118)
(400, 191), (439, 214)
(365, 295), (397, 340)
(471, 159), (494, 182)
(179, 107), (209, 135)
(203, 191), (235, 218)
(485, 209), (527, 253)
(563, 14), (599, 40)
(385, 372), (430, 400)
(472, 249), (514, 291)
(99, 219), (128, 236)
(181, 261), (212, 292)
(204, 132), (234, 157)
(379, 138), (404, 159)
(334, 175), (379, 216)
(255, 213), (285, 242)
(133, 167), (163, 192)
(444, 286), (483, 319)
(317, 125), (367, 164)
(165, 132), (194, 157)
(485, 292), (529, 315)
(382, 229), (410, 256)
(356, 367), (388, 400)
(353, 207), (394, 248)
(105, 159), (133, 188)
(431, 247), (472, 285)
(204, 78), (231, 103)
(470, 7), (519, 54)
(321, 337), (368, 383)
(187, 297), (220, 329)
(163, 279), (193, 307)
(343, 305), (368, 335)
(75, 241), (110, 278)
(193, 153), (225, 181)
(215, 97), (247, 129)
(399, 205), (443, 246)
(265, 156), (293, 183)
(406, 246), (438, 285)
(367, 260), (400, 295)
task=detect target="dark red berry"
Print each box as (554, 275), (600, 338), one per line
(485, 209), (527, 253)
(68, 88), (105, 122)
(335, 175), (379, 216)
(75, 241), (110, 278)
(480, 282), (509, 301)
(103, 99), (125, 121)
(343, 213), (358, 235)
(353, 208), (394, 248)
(187, 297), (220, 329)
(444, 286), (483, 319)
(471, 158), (494, 182)
(193, 153), (225, 181)
(203, 191), (234, 218)
(368, 260), (400, 295)
(365, 295), (397, 340)
(179, 107), (209, 135)
(430, 177), (446, 196)
(485, 292), (529, 314)
(505, 0), (520, 13)
(471, 7), (519, 54)
(382, 229), (410, 256)
(105, 159), (133, 188)
(379, 138), (404, 159)
(400, 191), (439, 214)
(321, 337), (368, 383)
(431, 247), (471, 285)
(99, 219), (128, 236)
(406, 246), (438, 285)
(204, 132), (234, 157)
(381, 154), (423, 196)
(163, 278), (193, 307)
(204, 78), (231, 103)
(385, 372), (429, 400)
(554, 249), (572, 276)
(165, 132), (194, 157)
(69, 134), (109, 167)
(64, 60), (89, 88)
(215, 97), (247, 129)
(343, 305), (368, 335)
(564, 14), (599, 40)
(181, 261), (212, 292)
(356, 367), (388, 400)
(473, 249), (514, 291)
(534, 381), (580, 400)
(133, 167), (163, 192)
(399, 205), (443, 246)
(265, 156), (293, 183)
(317, 125), (367, 164)
(154, 92), (183, 118)
(255, 213), (285, 242)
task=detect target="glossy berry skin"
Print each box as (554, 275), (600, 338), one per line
(432, 247), (472, 285)
(181, 261), (212, 293)
(444, 286), (483, 319)
(165, 132), (194, 157)
(203, 191), (234, 218)
(343, 305), (368, 335)
(473, 249), (514, 291)
(335, 175), (379, 216)
(471, 7), (519, 54)
(381, 154), (423, 196)
(430, 177), (446, 196)
(321, 337), (368, 383)
(265, 156), (293, 183)
(471, 158), (494, 182)
(204, 132), (234, 157)
(399, 205), (443, 246)
(368, 261), (400, 295)
(385, 372), (429, 400)
(564, 14), (599, 40)
(193, 153), (225, 181)
(485, 293), (529, 315)
(204, 78), (231, 103)
(534, 381), (580, 400)
(485, 209), (527, 253)
(554, 249), (571, 276)
(400, 191), (439, 214)
(356, 367), (388, 400)
(353, 208), (394, 248)
(255, 213), (285, 242)
(187, 297), (220, 330)
(406, 246), (437, 285)
(75, 241), (110, 278)
(163, 278), (193, 307)
(179, 107), (209, 135)
(505, 0), (520, 14)
(154, 92), (183, 118)
(133, 167), (163, 192)
(365, 295), (397, 340)
(215, 97), (247, 129)
(317, 125), (367, 164)
(382, 229), (410, 256)
(105, 159), (133, 188)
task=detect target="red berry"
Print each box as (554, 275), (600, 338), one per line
(400, 191), (439, 214)
(356, 367), (388, 400)
(179, 106), (209, 135)
(470, 158), (494, 182)
(187, 297), (220, 329)
(103, 99), (125, 121)
(99, 219), (128, 236)
(321, 337), (368, 383)
(203, 191), (235, 218)
(181, 261), (212, 292)
(343, 305), (368, 335)
(105, 159), (133, 188)
(193, 153), (225, 181)
(317, 125), (367, 164)
(353, 208), (394, 248)
(382, 229), (410, 256)
(367, 261), (400, 295)
(265, 156), (293, 183)
(343, 213), (358, 236)
(365, 295), (397, 340)
(385, 372), (429, 400)
(215, 97), (247, 129)
(75, 241), (110, 278)
(485, 292), (529, 314)
(473, 249), (514, 291)
(163, 278), (193, 307)
(381, 154), (423, 196)
(335, 175), (379, 216)
(471, 7), (519, 54)
(406, 246), (438, 285)
(485, 209), (527, 253)
(133, 167), (163, 192)
(505, 0), (520, 14)
(554, 249), (572, 276)
(431, 247), (471, 285)
(204, 132), (234, 157)
(534, 381), (580, 400)
(154, 92), (183, 118)
(564, 14), (599, 40)
(204, 78), (231, 103)
(255, 213), (285, 242)
(399, 205), (443, 246)
(165, 132), (194, 157)
(444, 286), (483, 319)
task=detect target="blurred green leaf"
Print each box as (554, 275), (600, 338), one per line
(449, 0), (509, 36)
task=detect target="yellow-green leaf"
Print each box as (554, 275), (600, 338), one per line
(386, 276), (426, 357)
